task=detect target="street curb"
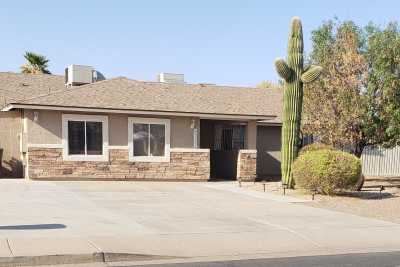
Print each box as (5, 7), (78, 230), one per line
(0, 252), (180, 266)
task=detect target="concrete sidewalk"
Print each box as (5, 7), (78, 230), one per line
(0, 180), (400, 266)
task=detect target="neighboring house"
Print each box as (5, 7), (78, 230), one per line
(0, 66), (282, 181)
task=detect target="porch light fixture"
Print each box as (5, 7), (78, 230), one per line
(33, 111), (39, 122)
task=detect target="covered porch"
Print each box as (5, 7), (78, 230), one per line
(199, 119), (257, 181)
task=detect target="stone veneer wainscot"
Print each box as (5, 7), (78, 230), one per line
(28, 148), (210, 180)
(236, 150), (257, 181)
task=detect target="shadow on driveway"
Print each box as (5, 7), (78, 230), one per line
(0, 224), (66, 230)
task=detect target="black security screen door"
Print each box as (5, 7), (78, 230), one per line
(215, 125), (245, 151)
(221, 128), (233, 151)
(207, 121), (246, 180)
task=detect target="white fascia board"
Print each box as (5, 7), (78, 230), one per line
(1, 105), (14, 111)
(3, 104), (275, 121)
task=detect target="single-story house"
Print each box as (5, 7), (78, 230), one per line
(0, 66), (282, 181)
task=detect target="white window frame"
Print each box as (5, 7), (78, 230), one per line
(128, 117), (170, 162)
(62, 114), (109, 161)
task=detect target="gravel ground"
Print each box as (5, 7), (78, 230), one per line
(244, 177), (400, 224)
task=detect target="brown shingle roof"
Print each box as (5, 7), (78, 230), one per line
(0, 72), (65, 108)
(0, 72), (282, 121)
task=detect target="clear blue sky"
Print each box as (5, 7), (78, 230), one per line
(1, 0), (398, 86)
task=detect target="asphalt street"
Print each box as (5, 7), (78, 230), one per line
(129, 251), (400, 267)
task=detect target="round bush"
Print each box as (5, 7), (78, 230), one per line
(292, 149), (361, 195)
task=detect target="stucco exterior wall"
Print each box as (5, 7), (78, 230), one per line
(26, 110), (198, 149)
(256, 125), (282, 178)
(26, 110), (61, 145)
(108, 114), (128, 146)
(246, 121), (257, 150)
(0, 111), (23, 177)
(171, 117), (199, 148)
(24, 109), (267, 181)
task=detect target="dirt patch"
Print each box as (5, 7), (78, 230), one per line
(244, 177), (400, 224)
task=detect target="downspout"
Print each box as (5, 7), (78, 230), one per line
(191, 118), (199, 148)
(20, 109), (29, 179)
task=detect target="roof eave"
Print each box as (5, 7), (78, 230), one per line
(1, 104), (14, 111)
(257, 121), (282, 126)
(2, 103), (277, 121)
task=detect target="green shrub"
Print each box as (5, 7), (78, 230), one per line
(299, 143), (334, 155)
(292, 149), (361, 195)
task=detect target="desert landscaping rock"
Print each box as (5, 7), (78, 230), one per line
(245, 178), (400, 224)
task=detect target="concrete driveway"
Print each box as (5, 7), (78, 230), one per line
(1, 179), (400, 264)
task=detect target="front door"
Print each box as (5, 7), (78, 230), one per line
(211, 124), (245, 180)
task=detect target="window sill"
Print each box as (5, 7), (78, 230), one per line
(63, 154), (109, 162)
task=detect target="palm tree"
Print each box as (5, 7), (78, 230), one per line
(20, 52), (51, 74)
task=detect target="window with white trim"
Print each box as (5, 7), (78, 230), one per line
(62, 114), (108, 161)
(128, 117), (170, 162)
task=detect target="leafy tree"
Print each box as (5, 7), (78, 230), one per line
(363, 22), (400, 149)
(20, 52), (51, 74)
(303, 19), (400, 158)
(303, 20), (367, 156)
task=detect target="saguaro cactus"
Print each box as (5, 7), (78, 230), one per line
(275, 17), (322, 188)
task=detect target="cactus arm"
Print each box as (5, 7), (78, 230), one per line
(275, 58), (293, 81)
(301, 65), (323, 83)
